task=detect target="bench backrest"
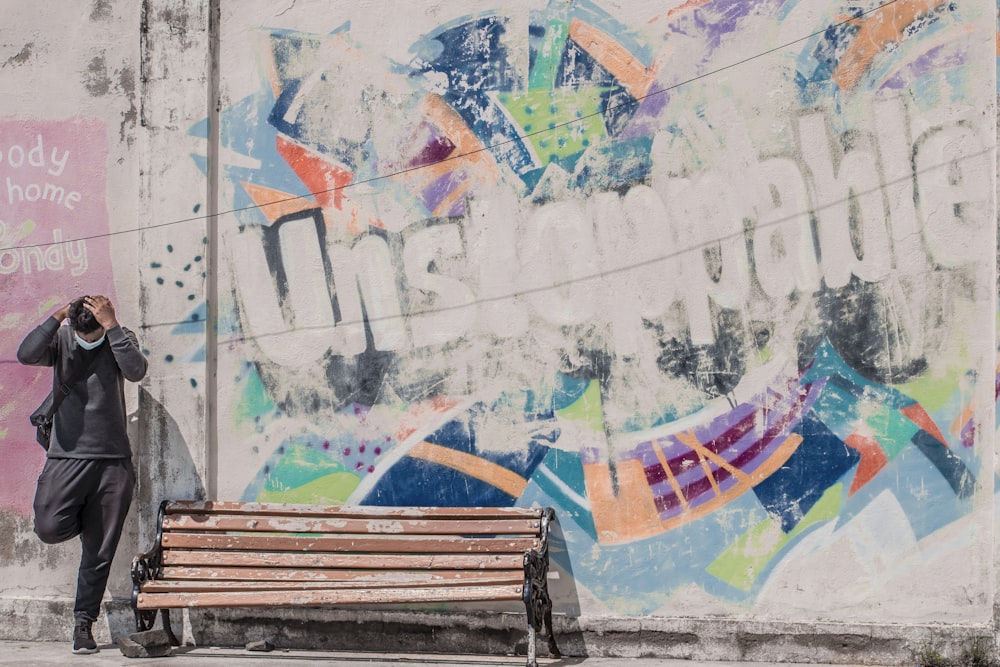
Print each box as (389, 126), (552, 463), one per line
(136, 501), (553, 609)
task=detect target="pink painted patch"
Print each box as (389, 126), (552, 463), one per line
(0, 118), (115, 515)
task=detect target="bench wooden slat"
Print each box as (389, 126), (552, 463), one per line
(144, 573), (523, 592)
(162, 532), (539, 554)
(162, 549), (525, 570)
(162, 514), (541, 535)
(136, 584), (525, 609)
(165, 501), (544, 521)
(160, 566), (522, 584)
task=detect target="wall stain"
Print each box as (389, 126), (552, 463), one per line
(0, 511), (61, 570)
(90, 0), (112, 22)
(2, 43), (34, 68)
(118, 65), (138, 144)
(83, 54), (112, 96)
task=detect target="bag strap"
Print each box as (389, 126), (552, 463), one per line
(42, 348), (102, 420)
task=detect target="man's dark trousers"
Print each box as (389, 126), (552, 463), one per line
(33, 458), (135, 621)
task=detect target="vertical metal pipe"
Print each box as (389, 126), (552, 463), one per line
(204, 0), (221, 499)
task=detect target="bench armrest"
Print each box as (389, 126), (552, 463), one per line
(131, 500), (170, 610)
(522, 507), (559, 660)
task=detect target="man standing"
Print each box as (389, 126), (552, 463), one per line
(17, 295), (148, 654)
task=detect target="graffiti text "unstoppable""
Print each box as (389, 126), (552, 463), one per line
(226, 97), (990, 367)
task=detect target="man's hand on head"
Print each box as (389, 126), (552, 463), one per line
(84, 295), (119, 330)
(53, 302), (72, 323)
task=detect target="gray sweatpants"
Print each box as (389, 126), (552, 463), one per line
(32, 458), (135, 622)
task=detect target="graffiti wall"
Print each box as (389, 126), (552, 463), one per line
(204, 0), (995, 623)
(0, 0), (991, 648)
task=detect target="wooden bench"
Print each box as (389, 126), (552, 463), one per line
(131, 500), (560, 666)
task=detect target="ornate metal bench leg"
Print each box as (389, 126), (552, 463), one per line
(526, 623), (537, 667)
(135, 607), (158, 633)
(161, 609), (180, 646)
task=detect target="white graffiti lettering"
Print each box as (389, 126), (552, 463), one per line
(1, 134), (78, 209)
(0, 223), (88, 276)
(226, 96), (990, 365)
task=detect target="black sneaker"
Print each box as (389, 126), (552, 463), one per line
(72, 618), (98, 654)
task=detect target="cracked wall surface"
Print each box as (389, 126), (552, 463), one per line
(0, 0), (998, 660)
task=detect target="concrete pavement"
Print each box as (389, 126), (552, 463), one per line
(0, 641), (911, 667)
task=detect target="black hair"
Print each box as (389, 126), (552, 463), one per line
(68, 296), (102, 335)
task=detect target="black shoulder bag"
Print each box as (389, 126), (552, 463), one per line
(29, 355), (99, 450)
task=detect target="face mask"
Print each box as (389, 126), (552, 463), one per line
(75, 332), (106, 350)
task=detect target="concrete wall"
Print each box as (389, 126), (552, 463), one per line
(0, 0), (143, 642)
(0, 0), (997, 663)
